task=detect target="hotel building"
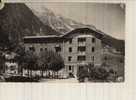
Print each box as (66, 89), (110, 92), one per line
(23, 28), (123, 77)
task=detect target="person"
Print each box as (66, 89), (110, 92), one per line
(69, 72), (75, 78)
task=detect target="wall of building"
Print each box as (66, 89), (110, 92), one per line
(24, 34), (103, 76)
(62, 34), (102, 76)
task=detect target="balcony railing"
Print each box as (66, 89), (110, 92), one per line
(77, 51), (86, 55)
(78, 42), (86, 46)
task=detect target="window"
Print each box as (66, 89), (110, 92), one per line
(69, 47), (72, 52)
(120, 58), (123, 63)
(45, 48), (47, 51)
(29, 46), (35, 51)
(55, 47), (61, 52)
(69, 39), (72, 44)
(69, 66), (72, 70)
(78, 37), (86, 42)
(92, 47), (95, 52)
(40, 48), (43, 51)
(68, 56), (72, 61)
(92, 37), (96, 43)
(104, 56), (107, 60)
(92, 56), (94, 61)
(77, 55), (86, 61)
(78, 46), (86, 52)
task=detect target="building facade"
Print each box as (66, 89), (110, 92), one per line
(23, 28), (110, 77)
(4, 52), (19, 75)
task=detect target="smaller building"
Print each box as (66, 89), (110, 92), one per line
(102, 45), (124, 77)
(4, 52), (19, 75)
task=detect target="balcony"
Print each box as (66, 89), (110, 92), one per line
(78, 51), (86, 55)
(78, 42), (86, 46)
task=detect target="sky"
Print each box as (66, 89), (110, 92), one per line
(27, 2), (125, 40)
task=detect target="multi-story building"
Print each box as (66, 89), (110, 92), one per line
(23, 28), (121, 77)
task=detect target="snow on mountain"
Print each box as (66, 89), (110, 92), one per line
(27, 5), (97, 34)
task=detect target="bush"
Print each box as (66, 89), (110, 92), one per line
(77, 64), (111, 82)
(89, 66), (109, 81)
(77, 65), (89, 82)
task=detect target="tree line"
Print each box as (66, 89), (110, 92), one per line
(14, 46), (64, 78)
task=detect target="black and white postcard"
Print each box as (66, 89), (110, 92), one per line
(0, 1), (125, 83)
(1, 0), (135, 100)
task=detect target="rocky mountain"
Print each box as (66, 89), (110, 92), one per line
(0, 3), (60, 47)
(28, 6), (97, 34)
(0, 3), (124, 53)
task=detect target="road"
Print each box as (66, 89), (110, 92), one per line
(40, 78), (79, 83)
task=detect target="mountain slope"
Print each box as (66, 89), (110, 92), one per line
(28, 6), (97, 34)
(0, 3), (60, 45)
(102, 33), (125, 53)
(0, 3), (124, 53)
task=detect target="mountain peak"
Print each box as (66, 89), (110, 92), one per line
(28, 5), (99, 35)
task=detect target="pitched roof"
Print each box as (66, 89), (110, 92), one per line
(23, 28), (104, 43)
(62, 28), (104, 39)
